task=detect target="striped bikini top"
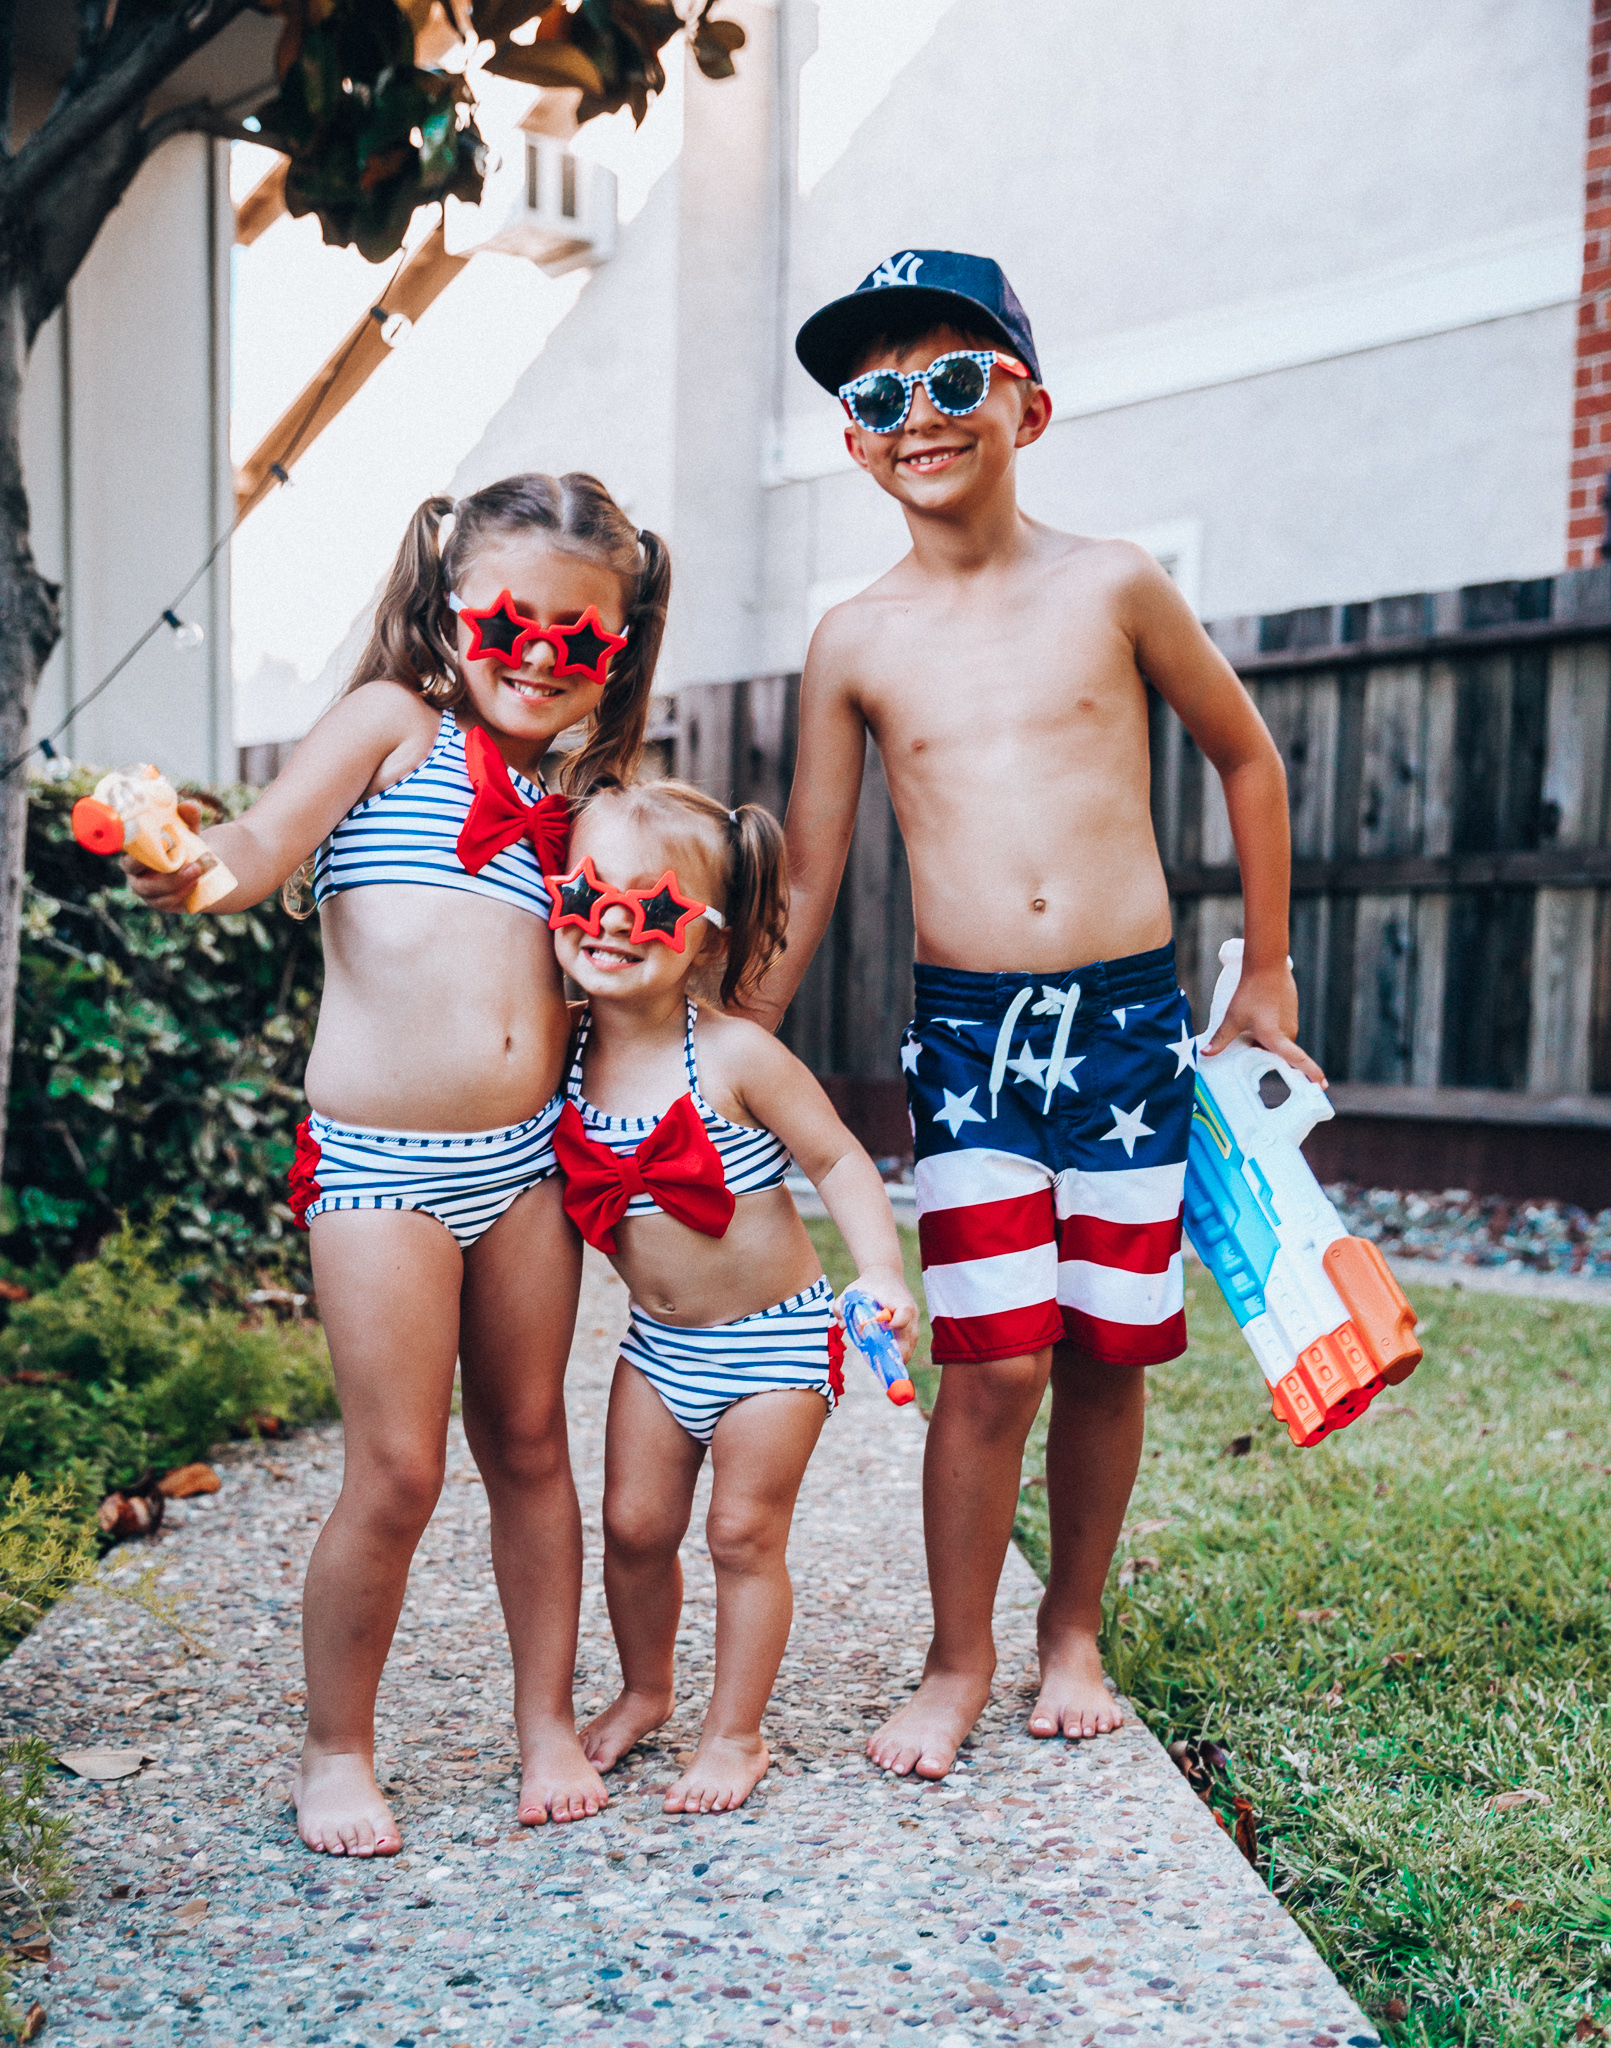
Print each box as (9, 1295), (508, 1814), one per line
(312, 713), (551, 917)
(566, 999), (792, 1217)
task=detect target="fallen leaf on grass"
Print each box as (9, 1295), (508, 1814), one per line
(1382, 1650), (1425, 1670)
(1128, 1518), (1172, 1537)
(1322, 1680), (1344, 1709)
(1484, 1789), (1550, 1813)
(1574, 2016), (1606, 2042)
(170, 1898), (208, 1927)
(1117, 1555), (1160, 1586)
(1296, 1607), (1339, 1623)
(1231, 1793), (1257, 1868)
(55, 1748), (151, 1782)
(1019, 1475), (1046, 1489)
(1224, 1434), (1252, 1458)
(1383, 1996), (1409, 2021)
(19, 2003), (44, 2042)
(157, 1463), (220, 1499)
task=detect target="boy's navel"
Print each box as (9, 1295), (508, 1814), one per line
(1032, 898), (1046, 914)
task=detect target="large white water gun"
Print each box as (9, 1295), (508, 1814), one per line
(1183, 939), (1421, 1447)
(71, 765), (235, 912)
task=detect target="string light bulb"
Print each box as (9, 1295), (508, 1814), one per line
(162, 609), (206, 651)
(371, 306), (412, 348)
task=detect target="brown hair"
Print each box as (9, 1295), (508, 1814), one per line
(581, 780), (788, 1010)
(347, 471), (671, 800)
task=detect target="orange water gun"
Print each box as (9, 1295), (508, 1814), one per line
(71, 765), (236, 912)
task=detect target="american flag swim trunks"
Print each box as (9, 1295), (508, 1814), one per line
(905, 942), (1195, 1367)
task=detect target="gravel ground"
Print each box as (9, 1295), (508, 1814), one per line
(1328, 1185), (1611, 1279)
(2, 1254), (1380, 2048)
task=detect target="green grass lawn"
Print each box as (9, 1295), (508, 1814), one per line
(807, 1218), (1611, 2048)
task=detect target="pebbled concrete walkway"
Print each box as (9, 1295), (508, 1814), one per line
(2, 1254), (1381, 2047)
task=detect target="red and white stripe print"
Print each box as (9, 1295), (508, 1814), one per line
(915, 1146), (1185, 1365)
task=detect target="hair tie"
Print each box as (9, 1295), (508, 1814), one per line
(637, 529), (649, 547)
(728, 809), (739, 825)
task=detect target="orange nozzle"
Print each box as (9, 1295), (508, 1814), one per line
(72, 797), (126, 857)
(1323, 1236), (1422, 1384)
(887, 1378), (916, 1406)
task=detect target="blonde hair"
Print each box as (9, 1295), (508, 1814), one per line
(579, 780), (788, 1010)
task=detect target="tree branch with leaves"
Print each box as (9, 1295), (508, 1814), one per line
(0, 0), (742, 1186)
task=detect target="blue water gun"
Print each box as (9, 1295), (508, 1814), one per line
(842, 1289), (915, 1407)
(1185, 940), (1422, 1446)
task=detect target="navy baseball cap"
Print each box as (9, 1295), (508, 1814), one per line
(795, 249), (1041, 394)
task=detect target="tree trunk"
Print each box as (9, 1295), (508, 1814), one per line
(0, 280), (64, 1180)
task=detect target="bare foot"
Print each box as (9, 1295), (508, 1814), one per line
(581, 1684), (675, 1772)
(517, 1721), (610, 1825)
(292, 1750), (401, 1857)
(663, 1733), (769, 1814)
(866, 1670), (992, 1780)
(1028, 1629), (1124, 1739)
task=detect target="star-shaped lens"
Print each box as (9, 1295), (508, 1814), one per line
(460, 590), (542, 667)
(631, 872), (705, 949)
(549, 606), (627, 685)
(547, 856), (610, 934)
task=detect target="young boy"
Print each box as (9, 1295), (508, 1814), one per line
(749, 250), (1323, 1780)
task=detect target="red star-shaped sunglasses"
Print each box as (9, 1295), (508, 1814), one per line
(449, 590), (627, 684)
(546, 855), (726, 952)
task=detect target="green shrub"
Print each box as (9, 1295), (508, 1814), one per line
(4, 772), (321, 1295)
(0, 1221), (337, 1500)
(0, 1736), (72, 2035)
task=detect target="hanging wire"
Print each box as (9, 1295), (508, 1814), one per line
(0, 229), (419, 787)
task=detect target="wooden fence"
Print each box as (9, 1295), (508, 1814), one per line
(670, 567), (1611, 1198)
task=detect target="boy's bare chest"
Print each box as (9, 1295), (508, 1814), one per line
(858, 608), (1143, 760)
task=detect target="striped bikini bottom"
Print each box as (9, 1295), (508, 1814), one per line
(619, 1275), (845, 1443)
(289, 1094), (563, 1250)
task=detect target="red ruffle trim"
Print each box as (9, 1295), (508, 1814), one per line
(826, 1322), (846, 1403)
(287, 1118), (322, 1231)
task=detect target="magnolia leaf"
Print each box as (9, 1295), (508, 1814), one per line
(485, 38), (607, 95)
(56, 1748), (151, 1782)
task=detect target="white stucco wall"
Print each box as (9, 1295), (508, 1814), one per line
(231, 0), (1590, 732)
(758, 0), (1587, 668)
(23, 137), (234, 783)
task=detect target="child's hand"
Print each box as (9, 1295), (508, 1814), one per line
(121, 801), (205, 912)
(1203, 960), (1327, 1086)
(845, 1268), (920, 1364)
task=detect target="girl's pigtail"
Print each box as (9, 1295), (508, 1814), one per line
(558, 523), (671, 800)
(719, 802), (788, 1008)
(344, 493), (461, 702)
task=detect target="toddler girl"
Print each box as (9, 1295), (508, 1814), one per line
(124, 473), (668, 1854)
(548, 780), (918, 1814)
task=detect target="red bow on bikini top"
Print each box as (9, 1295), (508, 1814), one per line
(456, 724), (571, 877)
(553, 1096), (735, 1254)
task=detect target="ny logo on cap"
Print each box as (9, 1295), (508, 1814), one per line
(870, 251), (924, 289)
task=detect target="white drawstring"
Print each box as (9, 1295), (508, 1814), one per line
(1039, 981), (1081, 1114)
(987, 985), (1035, 1118)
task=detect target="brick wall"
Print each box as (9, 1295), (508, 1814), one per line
(1569, 0), (1611, 569)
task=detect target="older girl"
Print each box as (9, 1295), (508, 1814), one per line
(125, 473), (666, 1855)
(548, 780), (917, 1813)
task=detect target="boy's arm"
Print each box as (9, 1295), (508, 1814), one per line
(742, 611), (868, 1032)
(724, 1023), (919, 1360)
(1124, 551), (1326, 1084)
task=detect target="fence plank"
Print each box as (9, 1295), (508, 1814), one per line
(1350, 893), (1415, 1083)
(1358, 665), (1425, 857)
